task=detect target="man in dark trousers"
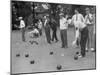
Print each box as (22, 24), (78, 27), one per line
(50, 18), (59, 42)
(76, 22), (88, 58)
(44, 15), (51, 44)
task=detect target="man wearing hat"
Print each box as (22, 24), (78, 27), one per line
(59, 13), (68, 48)
(85, 7), (94, 52)
(19, 17), (26, 42)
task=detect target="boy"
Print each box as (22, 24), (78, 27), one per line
(59, 13), (68, 48)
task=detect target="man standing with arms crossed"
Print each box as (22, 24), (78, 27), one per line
(85, 8), (94, 52)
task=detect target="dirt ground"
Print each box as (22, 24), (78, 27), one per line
(11, 28), (96, 74)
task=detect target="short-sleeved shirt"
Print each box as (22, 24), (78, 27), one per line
(60, 18), (68, 30)
(20, 20), (25, 28)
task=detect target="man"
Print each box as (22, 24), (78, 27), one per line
(59, 13), (68, 48)
(19, 17), (26, 42)
(44, 15), (51, 44)
(28, 27), (39, 45)
(71, 8), (85, 47)
(91, 7), (96, 52)
(76, 21), (88, 58)
(50, 18), (59, 42)
(85, 8), (94, 52)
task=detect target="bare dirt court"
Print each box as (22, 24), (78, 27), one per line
(11, 28), (95, 74)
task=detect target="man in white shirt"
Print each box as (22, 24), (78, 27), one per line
(85, 8), (94, 51)
(59, 13), (68, 48)
(71, 8), (85, 47)
(19, 17), (26, 42)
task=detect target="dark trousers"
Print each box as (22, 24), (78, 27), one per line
(80, 27), (88, 57)
(39, 29), (42, 36)
(76, 37), (80, 46)
(52, 28), (58, 41)
(60, 29), (68, 47)
(75, 27), (80, 46)
(44, 25), (51, 43)
(21, 28), (25, 42)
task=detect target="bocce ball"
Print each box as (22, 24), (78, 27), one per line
(57, 65), (62, 70)
(30, 60), (35, 64)
(16, 54), (20, 57)
(25, 54), (29, 58)
(50, 52), (53, 55)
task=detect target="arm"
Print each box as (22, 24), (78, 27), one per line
(81, 14), (85, 23)
(88, 14), (93, 23)
(44, 19), (47, 26)
(70, 16), (74, 25)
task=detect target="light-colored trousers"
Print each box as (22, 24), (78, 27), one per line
(72, 27), (80, 46)
(86, 24), (94, 49)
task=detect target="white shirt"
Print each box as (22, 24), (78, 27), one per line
(60, 18), (68, 30)
(85, 13), (93, 24)
(72, 13), (85, 28)
(20, 20), (25, 28)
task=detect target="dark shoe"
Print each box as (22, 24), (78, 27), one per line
(61, 46), (65, 48)
(85, 49), (89, 52)
(48, 42), (51, 44)
(64, 46), (68, 48)
(55, 40), (59, 43)
(51, 39), (54, 41)
(75, 46), (80, 48)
